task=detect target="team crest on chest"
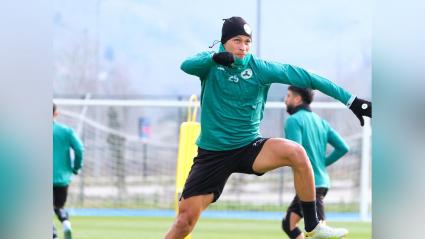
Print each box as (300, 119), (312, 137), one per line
(241, 68), (253, 80)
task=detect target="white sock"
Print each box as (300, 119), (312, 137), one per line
(62, 220), (72, 232)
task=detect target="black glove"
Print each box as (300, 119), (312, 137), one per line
(212, 52), (234, 66)
(349, 97), (372, 126)
(73, 169), (79, 175)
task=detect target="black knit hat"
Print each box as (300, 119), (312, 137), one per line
(221, 16), (252, 44)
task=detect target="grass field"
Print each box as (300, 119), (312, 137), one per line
(53, 216), (371, 239)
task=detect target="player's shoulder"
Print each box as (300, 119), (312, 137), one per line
(314, 114), (331, 130)
(254, 55), (297, 71)
(250, 55), (277, 68)
(285, 114), (302, 125)
(54, 121), (66, 130)
(251, 54), (282, 63)
(54, 122), (74, 134)
(288, 110), (316, 127)
(309, 111), (323, 121)
(292, 109), (311, 119)
(193, 51), (214, 58)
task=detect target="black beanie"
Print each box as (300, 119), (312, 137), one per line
(221, 16), (252, 44)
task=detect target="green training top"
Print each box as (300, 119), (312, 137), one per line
(53, 121), (84, 186)
(285, 108), (349, 188)
(181, 44), (354, 151)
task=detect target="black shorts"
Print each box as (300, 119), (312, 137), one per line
(286, 187), (328, 220)
(181, 138), (269, 203)
(53, 185), (68, 208)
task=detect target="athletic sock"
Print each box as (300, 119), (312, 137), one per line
(300, 201), (319, 232)
(54, 208), (69, 222)
(62, 220), (72, 232)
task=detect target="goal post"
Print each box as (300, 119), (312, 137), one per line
(174, 95), (200, 239)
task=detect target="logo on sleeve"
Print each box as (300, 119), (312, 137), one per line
(241, 68), (253, 80)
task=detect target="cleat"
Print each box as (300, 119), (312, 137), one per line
(305, 221), (348, 239)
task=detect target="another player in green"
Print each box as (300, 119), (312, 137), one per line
(282, 86), (350, 239)
(53, 103), (84, 239)
(165, 16), (371, 239)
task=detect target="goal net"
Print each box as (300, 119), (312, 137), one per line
(54, 98), (371, 218)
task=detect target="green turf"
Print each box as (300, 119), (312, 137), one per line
(53, 216), (371, 239)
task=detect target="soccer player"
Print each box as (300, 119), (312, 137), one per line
(281, 86), (350, 239)
(164, 16), (371, 239)
(53, 103), (84, 239)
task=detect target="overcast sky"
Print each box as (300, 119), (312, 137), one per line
(53, 0), (371, 99)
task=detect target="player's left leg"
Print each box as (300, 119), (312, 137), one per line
(252, 138), (318, 230)
(312, 188), (349, 238)
(53, 185), (72, 239)
(305, 188), (348, 238)
(253, 138), (347, 238)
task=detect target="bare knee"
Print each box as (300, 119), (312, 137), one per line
(174, 211), (196, 234)
(288, 144), (310, 170)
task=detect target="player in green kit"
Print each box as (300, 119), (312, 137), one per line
(164, 16), (371, 239)
(281, 86), (350, 239)
(53, 103), (84, 239)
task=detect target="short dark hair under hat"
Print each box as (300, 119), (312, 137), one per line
(221, 16), (252, 44)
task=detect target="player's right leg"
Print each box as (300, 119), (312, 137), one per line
(164, 147), (233, 239)
(164, 194), (213, 239)
(53, 185), (72, 239)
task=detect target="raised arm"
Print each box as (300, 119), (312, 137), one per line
(258, 61), (352, 104)
(256, 59), (372, 126)
(180, 51), (215, 78)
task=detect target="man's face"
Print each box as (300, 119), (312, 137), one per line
(285, 90), (302, 111)
(223, 35), (251, 59)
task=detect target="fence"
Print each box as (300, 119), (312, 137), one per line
(54, 98), (371, 220)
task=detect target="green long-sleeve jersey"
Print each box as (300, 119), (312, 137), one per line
(181, 45), (354, 151)
(53, 121), (84, 186)
(285, 108), (349, 188)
